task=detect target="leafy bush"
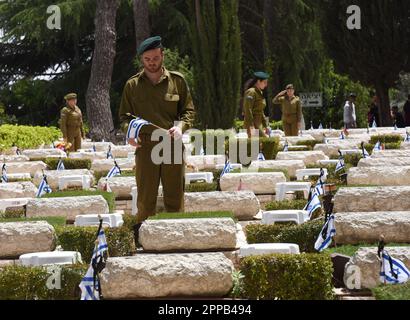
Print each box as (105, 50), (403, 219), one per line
(185, 182), (218, 193)
(0, 264), (87, 300)
(0, 125), (61, 152)
(240, 253), (334, 300)
(372, 282), (410, 300)
(43, 190), (115, 213)
(370, 134), (402, 144)
(56, 226), (135, 263)
(245, 219), (324, 253)
(45, 158), (91, 170)
(225, 137), (280, 165)
(344, 153), (362, 167)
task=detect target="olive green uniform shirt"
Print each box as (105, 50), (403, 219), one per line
(60, 105), (85, 138)
(119, 68), (195, 135)
(272, 94), (302, 123)
(243, 87), (268, 129)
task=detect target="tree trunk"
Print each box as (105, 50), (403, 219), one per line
(86, 0), (120, 142)
(375, 85), (392, 127)
(133, 0), (150, 49)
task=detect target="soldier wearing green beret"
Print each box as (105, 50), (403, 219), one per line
(60, 93), (85, 152)
(119, 36), (196, 240)
(273, 84), (302, 136)
(243, 72), (270, 138)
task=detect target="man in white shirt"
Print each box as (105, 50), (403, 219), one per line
(344, 93), (357, 129)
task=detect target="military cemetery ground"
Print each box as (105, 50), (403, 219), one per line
(1, 125), (410, 300)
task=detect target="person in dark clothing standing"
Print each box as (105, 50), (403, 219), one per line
(391, 106), (405, 128)
(368, 94), (380, 127)
(403, 95), (410, 127)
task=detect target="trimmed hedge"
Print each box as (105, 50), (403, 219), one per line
(233, 120), (283, 132)
(185, 182), (218, 193)
(56, 226), (135, 263)
(0, 264), (87, 300)
(265, 199), (307, 211)
(0, 216), (66, 227)
(372, 282), (410, 300)
(122, 212), (237, 231)
(370, 134), (402, 144)
(46, 158), (91, 170)
(0, 125), (61, 152)
(245, 219), (324, 253)
(93, 170), (134, 183)
(240, 253), (334, 300)
(43, 190), (116, 213)
(190, 129), (234, 155)
(364, 142), (402, 155)
(295, 140), (320, 150)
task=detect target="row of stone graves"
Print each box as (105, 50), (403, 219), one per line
(0, 126), (410, 299)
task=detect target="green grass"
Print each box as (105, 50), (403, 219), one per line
(0, 216), (66, 227)
(185, 182), (218, 193)
(325, 243), (410, 257)
(372, 282), (410, 300)
(148, 211), (237, 221)
(43, 190), (115, 212)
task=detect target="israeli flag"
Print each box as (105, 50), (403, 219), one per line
(106, 146), (113, 159)
(283, 141), (289, 152)
(220, 160), (233, 178)
(318, 122), (323, 130)
(314, 169), (325, 196)
(404, 133), (410, 143)
(315, 214), (336, 252)
(257, 152), (266, 161)
(92, 144), (97, 152)
(127, 117), (151, 142)
(304, 191), (322, 218)
(1, 164), (8, 183)
(380, 251), (410, 285)
(373, 141), (382, 152)
(57, 159), (65, 171)
(106, 163), (121, 179)
(335, 157), (345, 173)
(372, 119), (377, 129)
(16, 148), (22, 156)
(36, 176), (52, 198)
(79, 229), (108, 300)
(339, 131), (345, 140)
(362, 145), (370, 159)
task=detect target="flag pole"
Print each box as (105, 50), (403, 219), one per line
(126, 113), (167, 132)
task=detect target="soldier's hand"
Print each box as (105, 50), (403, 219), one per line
(128, 138), (141, 148)
(168, 126), (182, 140)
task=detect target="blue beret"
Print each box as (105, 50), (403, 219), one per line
(254, 71), (269, 80)
(137, 36), (163, 56)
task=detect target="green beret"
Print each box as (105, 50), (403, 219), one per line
(64, 93), (77, 100)
(254, 71), (269, 80)
(137, 36), (163, 56)
(286, 84), (294, 90)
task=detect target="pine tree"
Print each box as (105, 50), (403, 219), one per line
(188, 0), (242, 129)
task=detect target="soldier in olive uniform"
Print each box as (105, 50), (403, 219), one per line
(273, 84), (302, 136)
(243, 72), (270, 138)
(119, 36), (195, 239)
(60, 93), (85, 152)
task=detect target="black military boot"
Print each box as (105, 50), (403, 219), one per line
(133, 223), (142, 250)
